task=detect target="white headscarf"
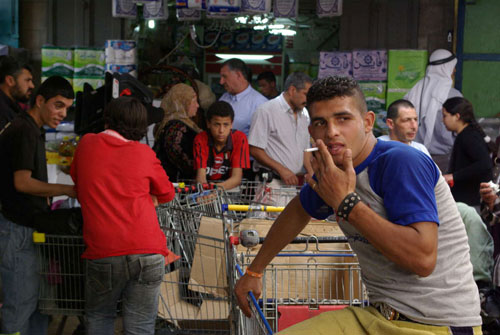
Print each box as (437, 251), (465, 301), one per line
(405, 49), (460, 155)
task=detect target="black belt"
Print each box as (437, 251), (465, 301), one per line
(373, 303), (476, 334)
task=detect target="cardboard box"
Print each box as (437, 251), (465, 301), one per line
(236, 218), (363, 301)
(188, 217), (228, 297)
(158, 270), (230, 326)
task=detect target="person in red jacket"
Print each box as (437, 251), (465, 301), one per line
(70, 96), (176, 335)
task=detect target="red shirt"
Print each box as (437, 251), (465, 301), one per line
(193, 130), (250, 181)
(70, 130), (175, 259)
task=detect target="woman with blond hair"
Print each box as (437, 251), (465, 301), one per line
(153, 83), (201, 181)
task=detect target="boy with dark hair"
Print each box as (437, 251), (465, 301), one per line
(257, 71), (279, 99)
(193, 101), (250, 190)
(0, 55), (35, 129)
(0, 75), (75, 335)
(70, 96), (176, 334)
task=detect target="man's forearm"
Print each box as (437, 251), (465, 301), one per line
(17, 179), (72, 197)
(195, 168), (207, 184)
(218, 169), (242, 190)
(347, 202), (438, 277)
(248, 196), (311, 273)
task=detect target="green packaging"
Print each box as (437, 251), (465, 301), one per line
(386, 49), (428, 106)
(74, 47), (105, 76)
(72, 76), (105, 93)
(359, 81), (387, 111)
(41, 46), (74, 77)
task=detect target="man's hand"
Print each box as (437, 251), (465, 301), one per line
(278, 167), (299, 185)
(63, 185), (77, 198)
(480, 182), (498, 211)
(234, 274), (262, 317)
(305, 139), (356, 209)
(443, 174), (453, 186)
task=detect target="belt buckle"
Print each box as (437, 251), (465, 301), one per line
(377, 302), (399, 321)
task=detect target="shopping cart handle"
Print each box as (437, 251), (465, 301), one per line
(33, 231), (46, 243)
(235, 264), (273, 334)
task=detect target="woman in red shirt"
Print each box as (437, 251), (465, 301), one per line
(70, 97), (176, 334)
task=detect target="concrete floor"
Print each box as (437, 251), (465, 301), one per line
(48, 315), (124, 335)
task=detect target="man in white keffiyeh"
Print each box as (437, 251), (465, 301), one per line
(405, 49), (462, 172)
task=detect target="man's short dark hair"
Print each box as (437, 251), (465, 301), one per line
(104, 96), (147, 141)
(257, 71), (276, 83)
(306, 76), (367, 113)
(222, 58), (250, 82)
(206, 101), (234, 122)
(31, 76), (74, 106)
(387, 99), (415, 120)
(284, 72), (312, 91)
(0, 56), (32, 84)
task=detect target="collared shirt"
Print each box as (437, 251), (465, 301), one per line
(219, 85), (268, 137)
(248, 93), (311, 175)
(0, 89), (23, 131)
(377, 135), (431, 157)
(0, 112), (49, 227)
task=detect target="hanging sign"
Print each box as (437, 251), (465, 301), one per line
(317, 0), (343, 18)
(274, 0), (298, 18)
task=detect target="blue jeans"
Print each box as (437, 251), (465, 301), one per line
(0, 213), (48, 335)
(84, 254), (165, 335)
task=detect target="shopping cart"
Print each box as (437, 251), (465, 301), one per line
(157, 221), (232, 334)
(224, 180), (302, 220)
(235, 264), (274, 335)
(223, 204), (369, 333)
(33, 232), (86, 334)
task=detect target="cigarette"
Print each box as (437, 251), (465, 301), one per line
(304, 147), (319, 152)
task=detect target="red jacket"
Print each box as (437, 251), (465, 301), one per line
(70, 130), (175, 259)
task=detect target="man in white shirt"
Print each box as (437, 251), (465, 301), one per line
(218, 58), (268, 138)
(405, 49), (461, 171)
(378, 99), (431, 156)
(249, 72), (313, 185)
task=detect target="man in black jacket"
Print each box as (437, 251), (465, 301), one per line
(0, 56), (34, 130)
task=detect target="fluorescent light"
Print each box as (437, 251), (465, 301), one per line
(268, 24), (285, 29)
(234, 16), (248, 24)
(148, 20), (155, 29)
(253, 25), (267, 30)
(216, 53), (273, 61)
(270, 29), (296, 36)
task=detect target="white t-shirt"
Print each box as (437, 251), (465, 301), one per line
(378, 135), (431, 157)
(248, 93), (310, 175)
